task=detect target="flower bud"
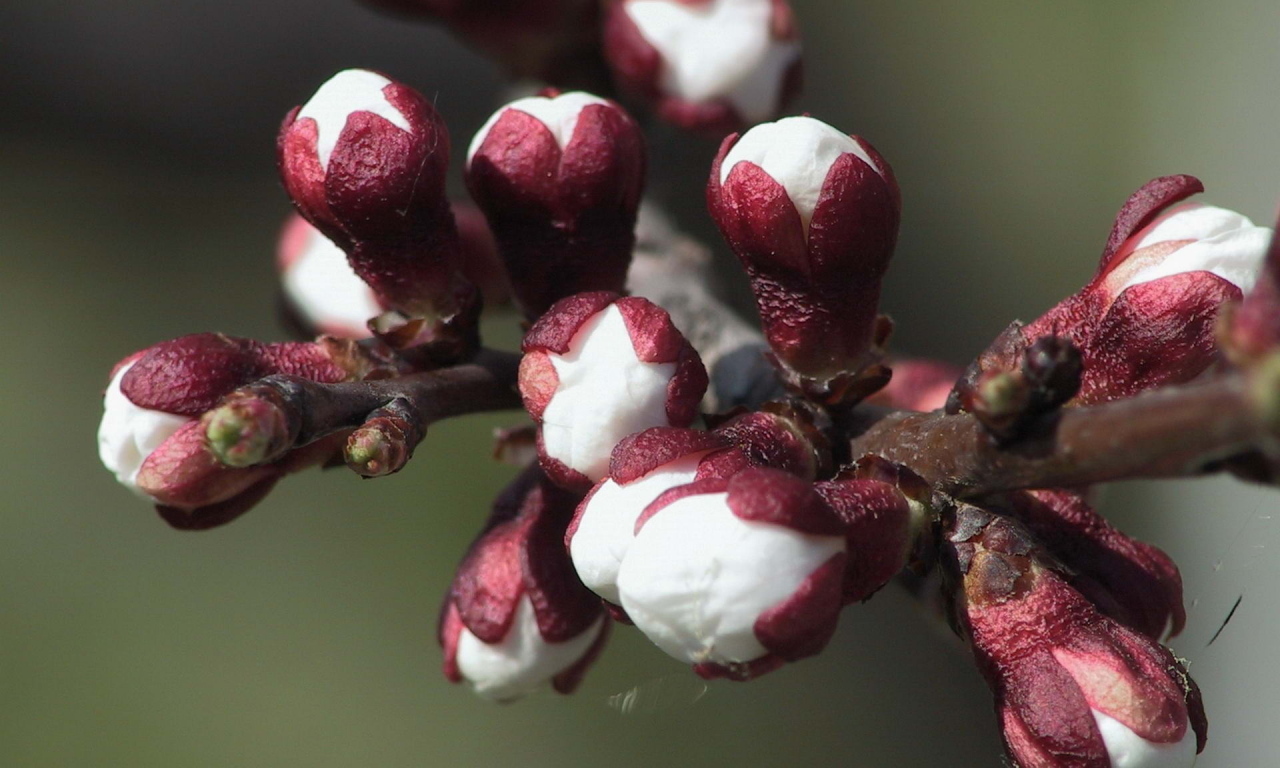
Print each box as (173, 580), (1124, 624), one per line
(278, 69), (479, 356)
(1003, 176), (1271, 406)
(946, 506), (1206, 768)
(708, 116), (900, 401)
(98, 334), (350, 515)
(567, 428), (738, 605)
(361, 0), (601, 85)
(519, 292), (708, 489)
(277, 214), (382, 339)
(440, 466), (609, 701)
(466, 90), (645, 320)
(603, 0), (802, 134)
(865, 359), (962, 412)
(617, 467), (847, 680)
(1000, 490), (1185, 641)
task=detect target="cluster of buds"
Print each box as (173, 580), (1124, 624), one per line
(603, 0), (802, 134)
(952, 175), (1273, 434)
(708, 115), (901, 403)
(944, 505), (1206, 767)
(440, 466), (609, 700)
(94, 1), (1280, 753)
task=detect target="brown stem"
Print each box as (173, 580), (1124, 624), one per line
(208, 349), (522, 468)
(845, 370), (1274, 497)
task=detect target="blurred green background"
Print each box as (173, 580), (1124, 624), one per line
(3, 1), (1279, 765)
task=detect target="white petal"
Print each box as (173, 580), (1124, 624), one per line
(97, 363), (191, 497)
(296, 69), (412, 170)
(569, 455), (703, 604)
(454, 596), (604, 702)
(1092, 710), (1198, 768)
(1121, 224), (1272, 295)
(282, 224), (380, 337)
(616, 492), (844, 666)
(540, 305), (677, 481)
(627, 0), (799, 124)
(467, 91), (610, 165)
(720, 116), (875, 233)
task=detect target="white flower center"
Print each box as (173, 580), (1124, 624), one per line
(720, 116), (877, 235)
(296, 69), (412, 170)
(283, 224), (380, 338)
(467, 91), (610, 165)
(617, 492), (844, 665)
(1092, 710), (1198, 768)
(540, 305), (677, 481)
(98, 363), (191, 497)
(1119, 204), (1272, 294)
(569, 455), (704, 604)
(454, 596), (603, 702)
(627, 0), (799, 123)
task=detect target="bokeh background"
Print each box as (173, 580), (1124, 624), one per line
(3, 1), (1279, 765)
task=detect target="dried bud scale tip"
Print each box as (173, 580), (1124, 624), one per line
(466, 90), (645, 320)
(279, 69), (479, 361)
(708, 116), (900, 403)
(617, 468), (847, 680)
(945, 506), (1206, 768)
(519, 293), (708, 489)
(604, 0), (802, 133)
(440, 467), (608, 700)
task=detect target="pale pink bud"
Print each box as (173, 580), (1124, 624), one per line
(708, 116), (900, 398)
(947, 507), (1206, 768)
(276, 214), (382, 339)
(440, 467), (609, 701)
(466, 90), (645, 320)
(616, 468), (847, 680)
(603, 0), (802, 133)
(866, 358), (962, 412)
(278, 69), (478, 333)
(519, 293), (708, 489)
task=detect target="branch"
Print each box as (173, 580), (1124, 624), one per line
(204, 349), (523, 473)
(844, 368), (1279, 497)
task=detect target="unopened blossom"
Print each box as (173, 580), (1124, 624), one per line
(708, 116), (900, 400)
(466, 90), (645, 319)
(97, 334), (352, 522)
(815, 474), (925, 604)
(866, 358), (962, 412)
(277, 214), (383, 339)
(1000, 489), (1186, 641)
(946, 506), (1206, 768)
(440, 467), (608, 701)
(567, 428), (736, 606)
(278, 69), (478, 355)
(277, 206), (508, 339)
(603, 0), (801, 133)
(617, 468), (847, 680)
(960, 176), (1272, 408)
(519, 292), (708, 489)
